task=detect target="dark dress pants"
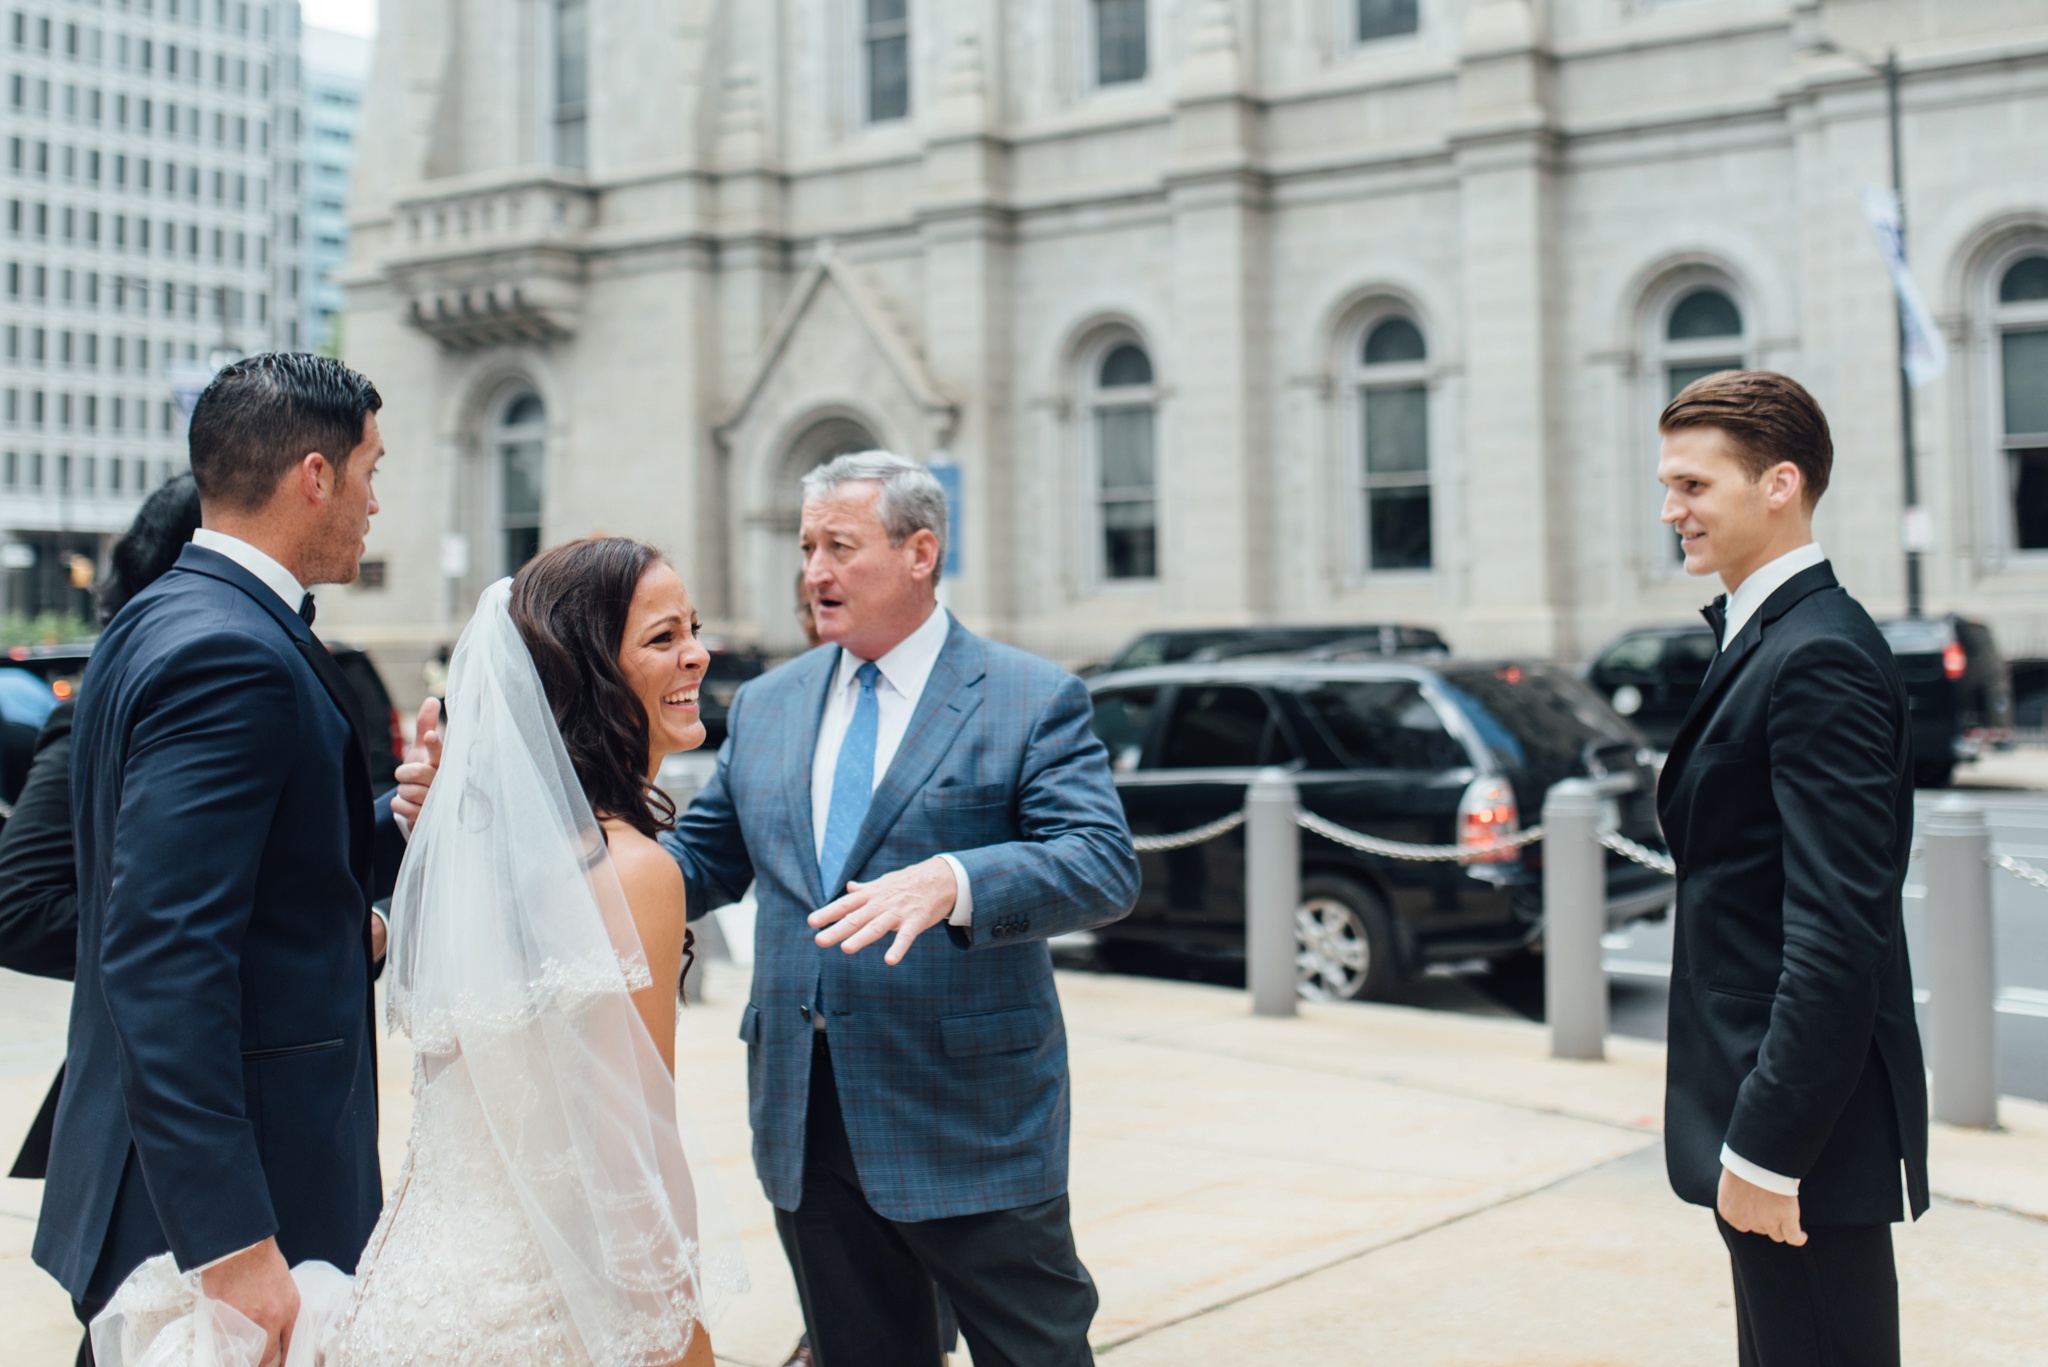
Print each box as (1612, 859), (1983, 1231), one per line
(1717, 1216), (1899, 1367)
(774, 1034), (1098, 1367)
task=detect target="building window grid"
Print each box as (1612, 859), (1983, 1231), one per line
(1994, 252), (2048, 554)
(1091, 0), (1147, 88)
(494, 391), (547, 576)
(1352, 314), (1432, 574)
(553, 0), (588, 170)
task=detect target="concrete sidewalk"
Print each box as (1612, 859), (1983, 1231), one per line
(6, 966), (2048, 1365)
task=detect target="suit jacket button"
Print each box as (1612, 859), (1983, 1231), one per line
(798, 1004), (812, 1020)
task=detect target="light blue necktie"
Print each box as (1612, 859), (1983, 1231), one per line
(818, 661), (881, 895)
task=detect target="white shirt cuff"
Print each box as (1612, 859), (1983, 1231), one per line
(940, 854), (973, 927)
(1720, 1143), (1800, 1196)
(194, 1239), (265, 1275)
(395, 811), (413, 841)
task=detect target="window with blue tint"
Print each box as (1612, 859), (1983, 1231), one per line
(865, 0), (910, 124)
(1358, 0), (1419, 42)
(1357, 316), (1430, 571)
(554, 0), (588, 170)
(496, 393), (546, 573)
(1094, 342), (1158, 580)
(1095, 0), (1147, 86)
(1666, 288), (1742, 340)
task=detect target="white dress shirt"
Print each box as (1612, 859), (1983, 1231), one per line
(1712, 540), (1828, 1198)
(810, 603), (973, 928)
(1718, 542), (1826, 650)
(192, 528), (306, 615)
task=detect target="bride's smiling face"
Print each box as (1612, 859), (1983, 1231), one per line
(617, 561), (710, 770)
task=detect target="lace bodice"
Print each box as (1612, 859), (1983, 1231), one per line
(330, 1054), (589, 1367)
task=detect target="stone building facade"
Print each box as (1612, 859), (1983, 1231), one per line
(334, 0), (2048, 700)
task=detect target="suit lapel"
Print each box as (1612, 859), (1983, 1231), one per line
(828, 621), (987, 898)
(1660, 561), (1839, 800)
(789, 649), (840, 908)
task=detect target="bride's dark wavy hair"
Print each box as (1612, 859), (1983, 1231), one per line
(508, 536), (680, 841)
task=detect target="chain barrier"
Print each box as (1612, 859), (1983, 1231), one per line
(1991, 853), (2048, 894)
(1296, 810), (1545, 862)
(1129, 811), (1247, 853)
(1598, 829), (1678, 877)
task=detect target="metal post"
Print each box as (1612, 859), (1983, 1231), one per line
(1245, 767), (1301, 1018)
(1543, 780), (1607, 1060)
(1923, 795), (1999, 1128)
(1885, 48), (1924, 619)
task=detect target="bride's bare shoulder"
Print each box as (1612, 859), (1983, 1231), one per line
(602, 821), (686, 916)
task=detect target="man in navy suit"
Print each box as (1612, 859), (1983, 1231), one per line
(665, 452), (1139, 1367)
(35, 354), (441, 1365)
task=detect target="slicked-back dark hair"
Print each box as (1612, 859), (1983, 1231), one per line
(98, 473), (203, 625)
(188, 352), (383, 512)
(1659, 369), (1833, 507)
(509, 536), (679, 841)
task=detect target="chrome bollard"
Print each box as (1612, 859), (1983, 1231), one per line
(1923, 795), (1999, 1128)
(1246, 767), (1301, 1019)
(1542, 780), (1606, 1060)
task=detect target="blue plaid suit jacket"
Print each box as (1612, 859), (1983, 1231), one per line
(662, 616), (1138, 1221)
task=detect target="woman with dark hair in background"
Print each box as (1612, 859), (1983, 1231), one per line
(0, 474), (203, 1186)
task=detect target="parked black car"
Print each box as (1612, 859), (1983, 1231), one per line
(2, 640), (406, 796)
(1583, 614), (2013, 786)
(1092, 624), (1448, 676)
(1086, 657), (1674, 1001)
(1876, 616), (2013, 787)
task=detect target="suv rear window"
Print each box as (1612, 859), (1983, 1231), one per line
(1879, 619), (1952, 654)
(1292, 679), (1469, 771)
(1435, 665), (1633, 770)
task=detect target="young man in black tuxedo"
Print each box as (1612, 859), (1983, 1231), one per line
(1654, 370), (1928, 1367)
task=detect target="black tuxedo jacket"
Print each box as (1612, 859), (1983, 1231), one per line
(1658, 560), (1929, 1226)
(34, 545), (407, 1300)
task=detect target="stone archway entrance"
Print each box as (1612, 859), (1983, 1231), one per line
(751, 414), (878, 651)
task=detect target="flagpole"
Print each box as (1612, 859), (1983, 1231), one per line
(1886, 48), (1923, 618)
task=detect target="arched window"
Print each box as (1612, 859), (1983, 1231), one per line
(1652, 284), (1747, 564)
(493, 392), (546, 574)
(552, 0), (588, 169)
(1092, 0), (1147, 87)
(1660, 286), (1746, 399)
(1353, 314), (1431, 572)
(1995, 253), (2048, 552)
(1090, 341), (1157, 581)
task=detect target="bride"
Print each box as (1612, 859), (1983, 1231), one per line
(95, 538), (744, 1367)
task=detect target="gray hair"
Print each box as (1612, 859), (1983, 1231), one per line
(800, 450), (950, 580)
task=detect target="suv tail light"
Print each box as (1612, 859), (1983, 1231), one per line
(1943, 641), (1967, 680)
(1458, 776), (1521, 863)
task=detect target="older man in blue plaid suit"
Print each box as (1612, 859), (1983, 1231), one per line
(664, 451), (1139, 1367)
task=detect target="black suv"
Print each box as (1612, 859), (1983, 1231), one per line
(1094, 624), (1448, 676)
(1586, 616), (2013, 785)
(1087, 658), (1674, 1001)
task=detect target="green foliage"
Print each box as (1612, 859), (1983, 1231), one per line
(0, 612), (97, 647)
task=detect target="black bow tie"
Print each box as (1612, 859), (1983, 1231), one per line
(1700, 595), (1727, 640)
(299, 593), (317, 627)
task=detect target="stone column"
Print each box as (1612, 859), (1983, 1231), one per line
(1450, 0), (1562, 655)
(1164, 0), (1266, 623)
(919, 17), (1006, 627)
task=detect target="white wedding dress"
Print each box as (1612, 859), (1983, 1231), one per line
(92, 581), (743, 1367)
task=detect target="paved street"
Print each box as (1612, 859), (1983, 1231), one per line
(6, 966), (2048, 1365)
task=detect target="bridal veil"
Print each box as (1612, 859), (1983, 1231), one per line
(383, 577), (744, 1364)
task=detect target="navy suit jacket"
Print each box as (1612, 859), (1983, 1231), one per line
(34, 545), (406, 1300)
(664, 617), (1139, 1221)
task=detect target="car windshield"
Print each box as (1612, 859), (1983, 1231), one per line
(1878, 619), (1952, 655)
(1434, 664), (1634, 771)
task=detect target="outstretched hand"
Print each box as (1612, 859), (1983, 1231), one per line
(1717, 1166), (1806, 1246)
(809, 858), (958, 965)
(391, 698), (444, 829)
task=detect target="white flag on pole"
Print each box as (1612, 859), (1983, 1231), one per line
(1861, 186), (1949, 387)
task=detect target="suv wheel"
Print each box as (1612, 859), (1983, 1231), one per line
(1295, 875), (1397, 1003)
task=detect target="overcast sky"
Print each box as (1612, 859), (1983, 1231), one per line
(302, 0), (376, 37)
